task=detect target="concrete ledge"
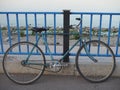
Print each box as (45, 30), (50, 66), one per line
(1, 45), (120, 77)
(112, 59), (120, 77)
(0, 58), (120, 77)
(0, 61), (3, 73)
(44, 60), (120, 77)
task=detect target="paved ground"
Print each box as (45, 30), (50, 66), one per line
(0, 74), (120, 90)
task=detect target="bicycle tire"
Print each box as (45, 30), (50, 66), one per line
(76, 40), (115, 83)
(3, 41), (46, 85)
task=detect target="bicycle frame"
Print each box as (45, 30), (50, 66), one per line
(42, 32), (82, 62)
(41, 32), (82, 60)
(25, 30), (97, 65)
(25, 18), (97, 64)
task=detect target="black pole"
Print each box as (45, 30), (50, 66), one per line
(63, 10), (70, 62)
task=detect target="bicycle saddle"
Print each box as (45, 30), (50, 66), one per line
(32, 27), (47, 33)
(76, 18), (81, 21)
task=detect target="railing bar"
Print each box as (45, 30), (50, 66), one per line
(16, 14), (21, 52)
(16, 14), (21, 42)
(1, 12), (64, 14)
(54, 14), (57, 53)
(34, 14), (38, 42)
(44, 14), (47, 53)
(89, 14), (93, 41)
(79, 14), (83, 46)
(80, 14), (83, 35)
(6, 14), (12, 47)
(34, 13), (38, 41)
(97, 14), (103, 55)
(34, 13), (39, 53)
(88, 14), (93, 52)
(116, 23), (120, 55)
(98, 14), (102, 41)
(0, 26), (4, 53)
(1, 12), (120, 16)
(0, 11), (120, 57)
(25, 13), (29, 53)
(0, 12), (120, 15)
(71, 12), (120, 15)
(25, 14), (29, 42)
(107, 15), (112, 45)
(107, 15), (112, 55)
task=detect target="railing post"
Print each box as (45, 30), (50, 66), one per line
(63, 10), (70, 62)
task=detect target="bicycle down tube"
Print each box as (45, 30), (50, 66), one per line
(30, 31), (97, 63)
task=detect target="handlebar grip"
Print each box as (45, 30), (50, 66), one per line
(76, 18), (81, 21)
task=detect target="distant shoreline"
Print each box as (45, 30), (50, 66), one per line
(1, 29), (118, 47)
(1, 25), (119, 37)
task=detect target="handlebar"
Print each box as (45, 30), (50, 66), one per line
(32, 18), (82, 32)
(69, 18), (82, 29)
(76, 18), (81, 21)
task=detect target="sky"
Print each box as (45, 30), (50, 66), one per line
(0, 0), (120, 12)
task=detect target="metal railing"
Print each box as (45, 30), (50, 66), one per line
(0, 11), (120, 59)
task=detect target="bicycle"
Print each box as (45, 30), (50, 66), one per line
(3, 18), (116, 85)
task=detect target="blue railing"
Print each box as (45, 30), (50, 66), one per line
(0, 11), (120, 57)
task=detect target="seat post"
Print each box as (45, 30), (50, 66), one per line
(35, 32), (41, 45)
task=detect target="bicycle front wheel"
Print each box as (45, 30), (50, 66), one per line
(76, 40), (115, 83)
(3, 42), (46, 85)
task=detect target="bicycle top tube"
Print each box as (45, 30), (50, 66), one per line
(31, 17), (82, 35)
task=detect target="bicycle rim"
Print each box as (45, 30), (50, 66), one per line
(3, 42), (45, 85)
(76, 40), (115, 83)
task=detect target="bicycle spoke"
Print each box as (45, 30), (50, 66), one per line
(3, 42), (45, 85)
(76, 40), (115, 83)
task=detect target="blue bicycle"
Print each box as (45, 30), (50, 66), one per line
(3, 18), (115, 84)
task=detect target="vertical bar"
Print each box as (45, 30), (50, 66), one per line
(54, 14), (57, 54)
(79, 14), (83, 35)
(116, 22), (120, 56)
(16, 14), (20, 42)
(0, 25), (4, 53)
(34, 13), (38, 42)
(44, 13), (47, 28)
(88, 14), (93, 53)
(63, 10), (70, 62)
(16, 13), (21, 53)
(79, 14), (83, 46)
(44, 13), (47, 53)
(107, 15), (112, 46)
(89, 14), (93, 41)
(34, 13), (39, 54)
(97, 14), (102, 55)
(6, 13), (12, 47)
(25, 13), (29, 42)
(107, 15), (112, 55)
(34, 13), (37, 27)
(25, 13), (29, 53)
(98, 14), (102, 41)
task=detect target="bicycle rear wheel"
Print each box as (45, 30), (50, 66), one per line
(76, 40), (115, 83)
(3, 42), (45, 85)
